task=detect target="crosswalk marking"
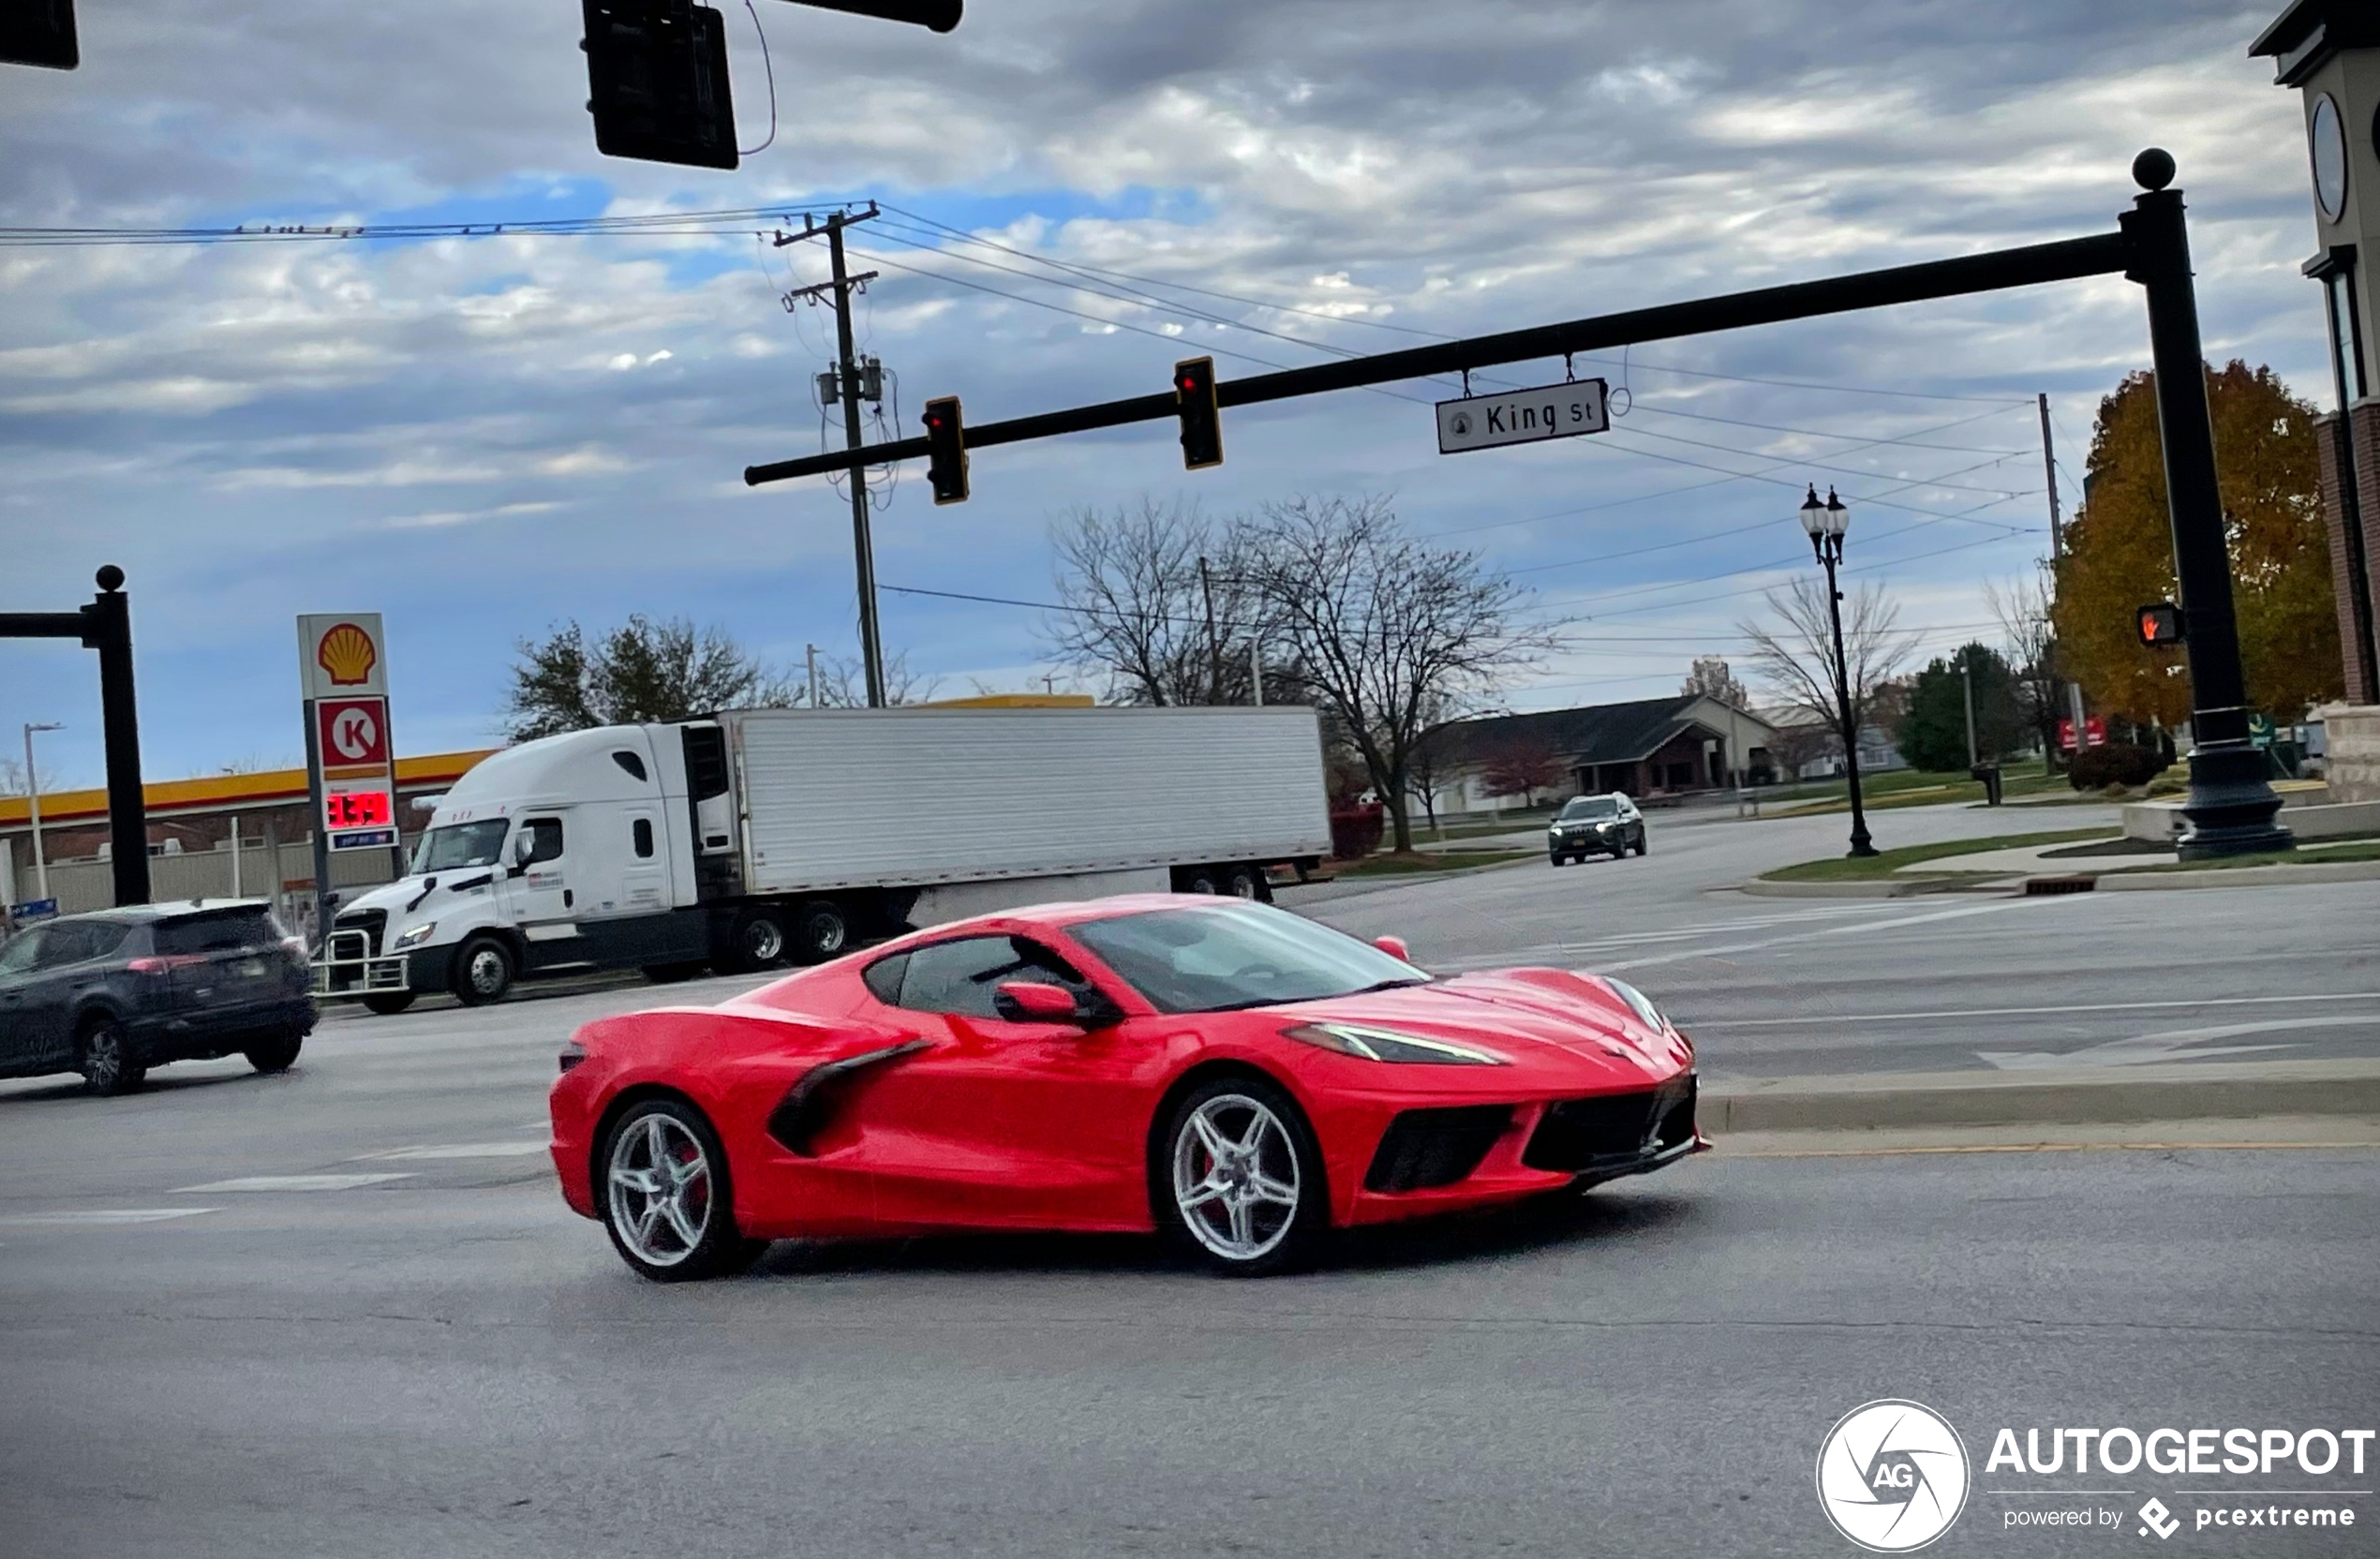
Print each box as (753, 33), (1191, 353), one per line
(355, 1142), (548, 1161)
(0, 1208), (218, 1225)
(171, 1174), (413, 1194)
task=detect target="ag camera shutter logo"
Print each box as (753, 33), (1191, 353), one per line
(1816, 1399), (1971, 1552)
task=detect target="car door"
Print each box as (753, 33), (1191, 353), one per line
(857, 933), (1157, 1231)
(0, 928), (58, 1076)
(498, 815), (582, 968)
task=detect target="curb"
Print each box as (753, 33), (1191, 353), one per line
(1729, 877), (2015, 899)
(1702, 1058), (2380, 1134)
(2097, 860), (2380, 891)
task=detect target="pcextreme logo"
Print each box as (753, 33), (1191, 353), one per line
(1817, 1400), (1972, 1552)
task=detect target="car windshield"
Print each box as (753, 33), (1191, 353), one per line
(1560, 797), (1620, 820)
(1069, 901), (1427, 1015)
(411, 819), (511, 873)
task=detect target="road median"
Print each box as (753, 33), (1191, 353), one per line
(1701, 1056), (2380, 1134)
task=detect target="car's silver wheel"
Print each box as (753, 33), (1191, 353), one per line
(1171, 1092), (1302, 1264)
(606, 1112), (714, 1269)
(78, 1019), (141, 1096)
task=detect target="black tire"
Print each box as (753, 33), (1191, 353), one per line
(1153, 1075), (1329, 1278)
(791, 900), (851, 964)
(1224, 866), (1263, 900)
(362, 992), (417, 1016)
(1633, 834), (1649, 857)
(244, 1029), (304, 1074)
(1179, 866), (1223, 896)
(1610, 843), (1627, 860)
(641, 961), (705, 985)
(724, 908), (788, 973)
(450, 935), (515, 1006)
(1549, 852), (1566, 867)
(76, 1016), (144, 1096)
(597, 1096), (763, 1283)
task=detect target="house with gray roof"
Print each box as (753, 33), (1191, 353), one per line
(1418, 694), (1778, 814)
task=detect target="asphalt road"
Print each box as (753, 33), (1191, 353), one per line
(1282, 801), (2380, 1078)
(2, 799), (2375, 1557)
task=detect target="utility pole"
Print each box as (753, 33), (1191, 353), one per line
(1962, 652), (1979, 769)
(780, 206), (886, 706)
(22, 721), (61, 902)
(1248, 635), (1264, 705)
(2040, 393), (2089, 775)
(805, 643), (821, 709)
(1197, 555), (1222, 705)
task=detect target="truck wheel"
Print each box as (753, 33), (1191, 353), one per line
(451, 936), (515, 1006)
(1224, 866), (1263, 900)
(363, 992), (417, 1016)
(1179, 866), (1222, 895)
(725, 909), (787, 973)
(792, 901), (851, 964)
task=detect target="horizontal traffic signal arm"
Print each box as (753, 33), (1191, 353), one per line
(745, 230), (2132, 487)
(778, 0), (961, 31)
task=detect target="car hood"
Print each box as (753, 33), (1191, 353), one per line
(1260, 969), (1690, 1084)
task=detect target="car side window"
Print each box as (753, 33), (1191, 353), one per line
(36, 925), (95, 969)
(861, 952), (908, 1005)
(0, 928), (49, 975)
(894, 935), (1092, 1020)
(524, 817), (564, 864)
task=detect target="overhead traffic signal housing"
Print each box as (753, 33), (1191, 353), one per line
(2136, 601), (2185, 647)
(582, 0), (737, 171)
(0, 0), (78, 68)
(922, 396), (968, 505)
(788, 0), (962, 30)
(1174, 357), (1223, 470)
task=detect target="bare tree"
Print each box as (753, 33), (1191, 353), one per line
(1230, 495), (1556, 853)
(1402, 694), (1470, 833)
(813, 649), (942, 709)
(1046, 498), (1269, 705)
(1986, 572), (2062, 776)
(1681, 656), (1751, 709)
(1737, 577), (1918, 764)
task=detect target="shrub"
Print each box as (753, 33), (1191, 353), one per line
(2069, 741), (2164, 791)
(1329, 805), (1385, 860)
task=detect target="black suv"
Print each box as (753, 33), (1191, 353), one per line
(0, 901), (317, 1095)
(1548, 793), (1648, 864)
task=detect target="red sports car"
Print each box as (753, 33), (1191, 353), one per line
(549, 895), (1706, 1281)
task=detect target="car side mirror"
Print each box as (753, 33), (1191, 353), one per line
(507, 833), (534, 876)
(993, 981), (1085, 1024)
(1372, 935), (1411, 962)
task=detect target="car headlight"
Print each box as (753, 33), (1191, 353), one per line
(1283, 1021), (1509, 1065)
(1601, 976), (1669, 1032)
(392, 921), (437, 950)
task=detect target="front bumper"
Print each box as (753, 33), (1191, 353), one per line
(311, 926), (410, 1000)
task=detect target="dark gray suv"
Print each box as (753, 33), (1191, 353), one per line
(1548, 793), (1648, 865)
(0, 901), (317, 1095)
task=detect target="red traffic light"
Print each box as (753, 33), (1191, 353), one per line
(922, 394), (968, 505)
(2135, 601), (2184, 647)
(1174, 357), (1222, 471)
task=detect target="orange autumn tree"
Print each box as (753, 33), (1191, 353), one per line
(2053, 362), (2341, 726)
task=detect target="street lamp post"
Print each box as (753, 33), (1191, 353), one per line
(22, 720), (63, 902)
(1799, 486), (1878, 858)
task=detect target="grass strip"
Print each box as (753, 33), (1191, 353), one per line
(1759, 827), (2119, 883)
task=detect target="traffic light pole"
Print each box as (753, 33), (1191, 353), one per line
(824, 213), (887, 708)
(0, 566), (150, 906)
(749, 151), (2284, 857)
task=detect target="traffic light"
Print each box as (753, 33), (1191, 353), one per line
(1, 0), (78, 68)
(922, 396), (968, 505)
(2136, 601), (2185, 647)
(582, 0), (737, 171)
(1174, 357), (1222, 470)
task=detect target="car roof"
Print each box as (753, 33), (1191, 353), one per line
(30, 898), (276, 928)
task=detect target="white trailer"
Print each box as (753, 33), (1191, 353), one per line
(316, 705), (1331, 1011)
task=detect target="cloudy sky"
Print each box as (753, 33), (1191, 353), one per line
(0, 0), (2329, 789)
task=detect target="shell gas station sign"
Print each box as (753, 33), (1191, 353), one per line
(298, 614), (398, 852)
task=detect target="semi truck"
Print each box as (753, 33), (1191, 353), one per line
(315, 704), (1332, 1012)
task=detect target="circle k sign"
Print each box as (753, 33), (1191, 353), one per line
(317, 696), (390, 769)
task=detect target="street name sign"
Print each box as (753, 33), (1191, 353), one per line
(1435, 377), (1609, 455)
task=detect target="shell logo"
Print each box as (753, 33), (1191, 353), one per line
(316, 622), (379, 687)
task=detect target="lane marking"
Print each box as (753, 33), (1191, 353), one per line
(1721, 1140), (2380, 1159)
(1594, 898), (2032, 973)
(1688, 991), (2380, 1028)
(1976, 1015), (2377, 1071)
(355, 1142), (549, 1161)
(171, 1174), (414, 1194)
(0, 1208), (219, 1225)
